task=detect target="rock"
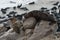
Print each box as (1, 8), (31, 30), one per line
(51, 7), (57, 10)
(17, 4), (22, 8)
(5, 7), (10, 10)
(9, 17), (23, 34)
(0, 28), (26, 40)
(40, 34), (56, 40)
(23, 17), (36, 30)
(0, 24), (7, 33)
(13, 6), (16, 10)
(24, 29), (34, 40)
(15, 15), (22, 20)
(7, 14), (12, 18)
(0, 27), (7, 32)
(12, 23), (21, 34)
(0, 27), (7, 36)
(25, 29), (33, 36)
(1, 8), (7, 14)
(29, 2), (35, 5)
(10, 1), (16, 3)
(0, 28), (17, 40)
(53, 2), (59, 5)
(0, 24), (4, 27)
(27, 20), (57, 40)
(0, 20), (57, 40)
(0, 19), (8, 24)
(0, 32), (18, 40)
(3, 23), (11, 31)
(9, 11), (17, 15)
(20, 7), (29, 11)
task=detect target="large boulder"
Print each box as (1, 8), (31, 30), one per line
(23, 17), (36, 30)
(27, 20), (57, 40)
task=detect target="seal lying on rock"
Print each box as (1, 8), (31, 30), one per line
(22, 10), (57, 40)
(23, 10), (57, 31)
(24, 10), (56, 24)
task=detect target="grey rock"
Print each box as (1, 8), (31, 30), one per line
(28, 20), (57, 40)
(23, 17), (36, 29)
